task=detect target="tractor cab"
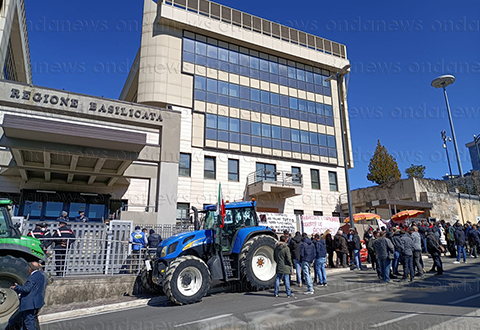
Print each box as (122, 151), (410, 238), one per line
(203, 201), (259, 254)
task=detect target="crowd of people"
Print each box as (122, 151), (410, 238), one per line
(273, 219), (480, 296)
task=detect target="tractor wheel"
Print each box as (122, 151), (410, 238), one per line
(0, 256), (29, 329)
(239, 235), (276, 291)
(140, 268), (162, 294)
(163, 256), (211, 305)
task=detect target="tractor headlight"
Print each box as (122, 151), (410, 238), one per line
(160, 246), (167, 258)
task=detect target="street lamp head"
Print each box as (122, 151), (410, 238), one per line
(431, 75), (455, 89)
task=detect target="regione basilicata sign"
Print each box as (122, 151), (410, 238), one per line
(300, 215), (341, 236)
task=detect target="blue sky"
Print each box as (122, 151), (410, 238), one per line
(24, 0), (480, 189)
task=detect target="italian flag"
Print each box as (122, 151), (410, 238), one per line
(216, 183), (226, 228)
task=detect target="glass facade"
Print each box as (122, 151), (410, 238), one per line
(182, 31), (337, 160)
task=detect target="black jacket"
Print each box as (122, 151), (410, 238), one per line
(469, 228), (480, 244)
(314, 239), (327, 258)
(427, 232), (442, 255)
(454, 227), (466, 246)
(373, 237), (395, 260)
(290, 233), (302, 260)
(148, 233), (162, 248)
(300, 237), (315, 263)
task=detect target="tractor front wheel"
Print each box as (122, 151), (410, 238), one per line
(239, 235), (276, 291)
(0, 256), (30, 329)
(163, 256), (211, 305)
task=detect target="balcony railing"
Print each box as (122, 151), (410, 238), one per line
(247, 169), (303, 187)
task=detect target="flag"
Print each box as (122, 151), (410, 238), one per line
(216, 183), (226, 228)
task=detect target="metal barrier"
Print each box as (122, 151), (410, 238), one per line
(21, 220), (196, 277)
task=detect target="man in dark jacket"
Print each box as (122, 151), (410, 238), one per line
(325, 231), (335, 268)
(373, 231), (395, 282)
(9, 262), (48, 330)
(289, 232), (303, 287)
(468, 225), (480, 258)
(274, 235), (293, 297)
(334, 230), (348, 268)
(454, 223), (467, 263)
(300, 233), (315, 294)
(349, 229), (362, 270)
(399, 230), (415, 282)
(446, 223), (456, 258)
(147, 229), (162, 250)
(52, 221), (76, 276)
(27, 222), (52, 253)
(313, 234), (327, 286)
(418, 220), (428, 253)
(427, 229), (444, 275)
(391, 230), (403, 276)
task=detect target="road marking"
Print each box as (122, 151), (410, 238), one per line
(273, 285), (371, 306)
(370, 314), (419, 328)
(448, 293), (480, 305)
(174, 314), (233, 327)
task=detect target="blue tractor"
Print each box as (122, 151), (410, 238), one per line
(151, 200), (277, 305)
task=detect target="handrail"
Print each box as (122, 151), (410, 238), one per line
(247, 169), (303, 186)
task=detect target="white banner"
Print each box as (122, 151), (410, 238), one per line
(258, 213), (297, 234)
(300, 215), (341, 235)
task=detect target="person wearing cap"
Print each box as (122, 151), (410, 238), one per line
(129, 226), (148, 272)
(28, 222), (52, 253)
(75, 210), (89, 223)
(52, 220), (76, 276)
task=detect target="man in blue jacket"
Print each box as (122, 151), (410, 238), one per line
(313, 233), (327, 286)
(9, 262), (47, 330)
(300, 233), (315, 294)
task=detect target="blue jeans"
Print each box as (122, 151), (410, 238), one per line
(353, 249), (362, 269)
(314, 257), (327, 284)
(403, 255), (414, 280)
(393, 251), (400, 273)
(378, 258), (392, 282)
(274, 274), (291, 296)
(293, 259), (302, 284)
(457, 245), (466, 262)
(301, 261), (313, 291)
(422, 237), (427, 253)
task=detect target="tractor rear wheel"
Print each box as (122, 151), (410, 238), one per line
(239, 235), (276, 291)
(0, 256), (29, 329)
(163, 256), (211, 305)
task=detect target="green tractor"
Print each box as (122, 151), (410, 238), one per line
(0, 200), (45, 329)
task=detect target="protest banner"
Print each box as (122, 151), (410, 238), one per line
(258, 213), (297, 233)
(300, 215), (341, 235)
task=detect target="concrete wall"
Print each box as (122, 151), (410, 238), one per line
(45, 275), (139, 306)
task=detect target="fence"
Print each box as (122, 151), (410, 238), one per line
(22, 220), (195, 277)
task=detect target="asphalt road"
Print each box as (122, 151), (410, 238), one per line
(43, 256), (480, 330)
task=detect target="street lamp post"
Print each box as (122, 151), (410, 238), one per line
(431, 75), (464, 178)
(474, 134), (480, 171)
(441, 130), (453, 179)
(326, 65), (355, 230)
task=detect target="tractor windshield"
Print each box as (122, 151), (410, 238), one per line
(203, 206), (258, 230)
(0, 206), (15, 238)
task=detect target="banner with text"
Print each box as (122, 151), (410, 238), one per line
(258, 213), (297, 234)
(300, 215), (341, 235)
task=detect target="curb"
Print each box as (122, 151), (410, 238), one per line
(39, 299), (151, 323)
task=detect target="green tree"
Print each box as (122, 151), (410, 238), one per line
(405, 164), (426, 178)
(367, 140), (401, 185)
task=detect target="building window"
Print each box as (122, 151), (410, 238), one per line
(3, 39), (17, 82)
(256, 163), (276, 182)
(176, 203), (190, 226)
(228, 159), (239, 182)
(329, 171), (338, 191)
(179, 153), (191, 177)
(310, 169), (320, 190)
(291, 166), (301, 184)
(332, 212), (340, 217)
(294, 210), (304, 215)
(314, 211), (323, 216)
(204, 156), (216, 179)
